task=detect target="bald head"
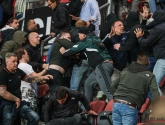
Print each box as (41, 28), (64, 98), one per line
(28, 32), (40, 47)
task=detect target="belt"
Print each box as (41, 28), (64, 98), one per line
(49, 65), (65, 74)
(114, 99), (137, 108)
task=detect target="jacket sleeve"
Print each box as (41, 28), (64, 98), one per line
(44, 98), (55, 123)
(119, 30), (137, 51)
(63, 41), (88, 57)
(138, 28), (161, 47)
(0, 41), (15, 58)
(53, 7), (69, 29)
(149, 76), (160, 102)
(110, 77), (120, 95)
(90, 1), (100, 22)
(103, 37), (113, 49)
(72, 90), (91, 111)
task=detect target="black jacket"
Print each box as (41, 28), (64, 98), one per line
(24, 44), (43, 72)
(138, 10), (165, 60)
(44, 87), (91, 123)
(103, 32), (128, 71)
(52, 3), (71, 35)
(0, 28), (15, 50)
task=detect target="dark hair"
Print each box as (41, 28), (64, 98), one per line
(47, 0), (60, 4)
(111, 20), (122, 27)
(54, 30), (71, 43)
(55, 87), (67, 100)
(25, 19), (33, 28)
(15, 48), (25, 61)
(8, 17), (18, 24)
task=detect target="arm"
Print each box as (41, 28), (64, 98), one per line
(0, 86), (20, 108)
(44, 98), (55, 123)
(110, 77), (120, 95)
(149, 76), (160, 102)
(89, 2), (100, 22)
(54, 7), (69, 28)
(118, 30), (137, 51)
(24, 75), (53, 84)
(134, 28), (160, 47)
(74, 90), (97, 115)
(62, 42), (88, 57)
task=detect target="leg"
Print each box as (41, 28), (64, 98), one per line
(66, 114), (82, 125)
(112, 103), (122, 125)
(46, 69), (64, 94)
(121, 104), (138, 125)
(0, 105), (15, 125)
(18, 105), (39, 125)
(70, 60), (92, 91)
(84, 72), (98, 102)
(46, 118), (65, 125)
(95, 62), (114, 101)
(153, 59), (165, 95)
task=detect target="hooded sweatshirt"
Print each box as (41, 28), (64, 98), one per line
(138, 10), (165, 60)
(0, 30), (27, 58)
(110, 62), (159, 110)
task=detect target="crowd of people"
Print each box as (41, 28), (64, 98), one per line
(0, 0), (165, 125)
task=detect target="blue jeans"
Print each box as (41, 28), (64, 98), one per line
(0, 104), (39, 125)
(70, 60), (93, 91)
(112, 103), (138, 125)
(153, 59), (165, 95)
(148, 0), (157, 13)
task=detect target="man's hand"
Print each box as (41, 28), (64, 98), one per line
(42, 64), (49, 69)
(134, 28), (144, 38)
(50, 32), (55, 37)
(59, 47), (66, 54)
(114, 44), (121, 50)
(87, 110), (97, 115)
(140, 6), (149, 20)
(41, 75), (53, 81)
(70, 14), (79, 21)
(15, 98), (21, 109)
(109, 26), (116, 38)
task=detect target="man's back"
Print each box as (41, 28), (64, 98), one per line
(111, 62), (159, 110)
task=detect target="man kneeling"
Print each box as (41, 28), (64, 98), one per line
(44, 86), (97, 125)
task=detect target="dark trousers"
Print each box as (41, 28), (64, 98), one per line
(46, 69), (64, 94)
(46, 114), (82, 125)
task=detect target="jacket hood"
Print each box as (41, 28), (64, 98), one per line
(106, 13), (118, 21)
(153, 10), (165, 26)
(126, 11), (140, 29)
(13, 30), (27, 46)
(128, 62), (149, 73)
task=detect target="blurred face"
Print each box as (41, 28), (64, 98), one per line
(113, 21), (124, 35)
(23, 50), (29, 62)
(57, 94), (68, 105)
(78, 33), (86, 40)
(32, 33), (40, 46)
(47, 0), (57, 10)
(6, 56), (18, 72)
(29, 20), (37, 31)
(81, 0), (85, 2)
(62, 33), (71, 41)
(10, 19), (19, 29)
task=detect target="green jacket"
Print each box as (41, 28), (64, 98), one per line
(0, 31), (27, 71)
(49, 38), (74, 71)
(63, 35), (111, 69)
(110, 62), (159, 110)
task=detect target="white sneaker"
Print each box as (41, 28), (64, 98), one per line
(96, 91), (104, 98)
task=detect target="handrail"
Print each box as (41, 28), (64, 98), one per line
(99, 3), (110, 10)
(40, 36), (53, 56)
